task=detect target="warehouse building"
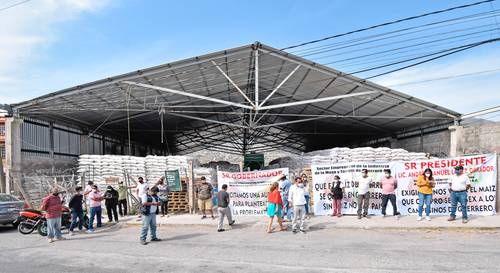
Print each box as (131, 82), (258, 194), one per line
(1, 42), (498, 207)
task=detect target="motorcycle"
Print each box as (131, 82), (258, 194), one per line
(17, 206), (88, 236)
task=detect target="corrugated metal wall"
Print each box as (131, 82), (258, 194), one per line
(20, 117), (161, 158)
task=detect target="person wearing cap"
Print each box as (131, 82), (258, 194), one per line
(87, 185), (104, 233)
(41, 187), (65, 243)
(448, 165), (471, 223)
(104, 185), (119, 223)
(140, 186), (162, 245)
(117, 181), (133, 217)
(197, 176), (214, 220)
(278, 174), (293, 221)
(357, 169), (373, 219)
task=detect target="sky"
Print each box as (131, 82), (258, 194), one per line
(0, 0), (499, 117)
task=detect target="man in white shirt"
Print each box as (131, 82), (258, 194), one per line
(357, 169), (373, 219)
(448, 165), (471, 223)
(288, 177), (307, 233)
(136, 177), (149, 220)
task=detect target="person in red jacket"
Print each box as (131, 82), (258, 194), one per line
(40, 188), (65, 243)
(266, 182), (286, 233)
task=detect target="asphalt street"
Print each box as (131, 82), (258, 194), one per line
(0, 223), (499, 273)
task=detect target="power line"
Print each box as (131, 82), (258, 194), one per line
(0, 0), (30, 12)
(280, 0), (497, 51)
(387, 67), (500, 87)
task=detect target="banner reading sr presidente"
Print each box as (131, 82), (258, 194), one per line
(217, 168), (289, 216)
(395, 153), (497, 216)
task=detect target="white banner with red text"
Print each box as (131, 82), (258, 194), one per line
(217, 168), (289, 216)
(312, 154), (497, 216)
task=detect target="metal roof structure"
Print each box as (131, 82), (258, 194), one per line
(12, 42), (461, 155)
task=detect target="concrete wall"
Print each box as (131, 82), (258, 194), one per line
(393, 130), (451, 157)
(458, 122), (500, 212)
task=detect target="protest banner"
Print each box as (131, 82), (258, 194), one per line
(395, 153), (497, 216)
(312, 162), (396, 216)
(217, 168), (289, 216)
(312, 154), (497, 216)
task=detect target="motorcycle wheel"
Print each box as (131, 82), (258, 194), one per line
(17, 222), (35, 235)
(37, 222), (48, 236)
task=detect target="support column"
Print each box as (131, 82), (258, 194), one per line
(449, 125), (464, 157)
(5, 118), (23, 194)
(389, 137), (398, 149)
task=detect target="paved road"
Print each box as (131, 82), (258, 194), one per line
(0, 223), (499, 273)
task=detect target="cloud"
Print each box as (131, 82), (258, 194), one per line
(0, 0), (112, 102)
(374, 48), (500, 115)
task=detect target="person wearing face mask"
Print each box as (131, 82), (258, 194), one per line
(68, 186), (84, 236)
(288, 177), (307, 234)
(357, 169), (373, 219)
(416, 168), (435, 221)
(41, 187), (65, 243)
(87, 185), (104, 233)
(448, 165), (471, 223)
(380, 169), (400, 218)
(330, 175), (344, 217)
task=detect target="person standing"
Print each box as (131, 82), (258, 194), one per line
(279, 174), (293, 222)
(266, 182), (286, 233)
(380, 169), (400, 218)
(357, 169), (373, 219)
(156, 177), (170, 217)
(197, 176), (214, 219)
(87, 185), (103, 233)
(416, 168), (435, 221)
(83, 181), (94, 210)
(140, 186), (162, 245)
(41, 188), (65, 243)
(448, 165), (471, 224)
(136, 177), (148, 220)
(216, 184), (235, 232)
(330, 175), (344, 217)
(288, 177), (307, 234)
(117, 181), (132, 217)
(301, 173), (311, 216)
(68, 186), (85, 236)
(104, 185), (119, 223)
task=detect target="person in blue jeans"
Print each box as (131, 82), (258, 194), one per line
(140, 186), (162, 245)
(416, 168), (435, 221)
(301, 173), (311, 215)
(448, 165), (471, 224)
(68, 186), (85, 235)
(87, 185), (103, 233)
(279, 175), (293, 221)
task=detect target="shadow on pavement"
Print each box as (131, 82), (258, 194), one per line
(163, 233), (207, 241)
(0, 225), (17, 233)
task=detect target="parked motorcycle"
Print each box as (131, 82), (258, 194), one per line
(17, 206), (88, 236)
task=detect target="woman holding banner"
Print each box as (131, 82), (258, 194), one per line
(266, 182), (286, 233)
(416, 168), (435, 221)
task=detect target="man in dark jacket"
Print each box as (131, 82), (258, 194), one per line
(68, 186), (85, 235)
(104, 185), (119, 222)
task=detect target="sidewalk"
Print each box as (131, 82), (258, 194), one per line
(122, 213), (500, 230)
